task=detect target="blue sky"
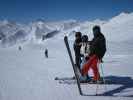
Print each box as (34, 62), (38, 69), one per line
(0, 0), (133, 23)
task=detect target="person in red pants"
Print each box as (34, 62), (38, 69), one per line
(81, 55), (100, 81)
(81, 25), (106, 82)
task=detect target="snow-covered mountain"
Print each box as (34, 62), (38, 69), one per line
(0, 20), (30, 46)
(0, 12), (133, 46)
(102, 12), (133, 42)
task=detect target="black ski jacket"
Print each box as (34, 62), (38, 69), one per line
(89, 33), (106, 60)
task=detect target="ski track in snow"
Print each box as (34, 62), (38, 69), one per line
(0, 39), (133, 100)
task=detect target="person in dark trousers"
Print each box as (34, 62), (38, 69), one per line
(73, 32), (82, 71)
(45, 49), (48, 58)
(81, 25), (106, 82)
(18, 46), (22, 51)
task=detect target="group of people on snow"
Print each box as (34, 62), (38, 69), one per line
(73, 25), (106, 83)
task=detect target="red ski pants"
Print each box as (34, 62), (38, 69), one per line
(81, 55), (100, 81)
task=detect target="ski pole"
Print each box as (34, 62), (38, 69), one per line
(100, 62), (106, 84)
(96, 60), (107, 95)
(95, 61), (100, 95)
(100, 62), (108, 92)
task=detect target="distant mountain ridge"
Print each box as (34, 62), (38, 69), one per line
(0, 12), (133, 46)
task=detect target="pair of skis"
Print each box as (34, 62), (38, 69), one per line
(63, 36), (83, 95)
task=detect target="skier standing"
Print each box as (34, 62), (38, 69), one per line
(45, 48), (48, 58)
(18, 46), (22, 51)
(81, 25), (106, 82)
(73, 32), (82, 71)
(80, 35), (91, 81)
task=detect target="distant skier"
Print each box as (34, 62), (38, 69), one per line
(73, 32), (82, 71)
(81, 25), (106, 83)
(45, 48), (48, 58)
(18, 46), (22, 51)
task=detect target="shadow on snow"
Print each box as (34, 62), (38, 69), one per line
(83, 75), (133, 97)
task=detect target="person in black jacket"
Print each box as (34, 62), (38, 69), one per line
(45, 48), (48, 58)
(81, 25), (106, 82)
(89, 25), (106, 60)
(73, 32), (82, 71)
